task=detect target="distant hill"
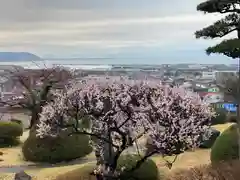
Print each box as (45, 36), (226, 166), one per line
(0, 52), (41, 61)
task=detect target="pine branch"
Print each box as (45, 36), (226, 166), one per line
(195, 13), (239, 39)
(206, 38), (240, 58)
(197, 0), (240, 14)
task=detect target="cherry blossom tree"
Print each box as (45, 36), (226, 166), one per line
(37, 76), (215, 180)
(0, 67), (73, 129)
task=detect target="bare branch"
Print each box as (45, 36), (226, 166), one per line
(162, 154), (178, 169)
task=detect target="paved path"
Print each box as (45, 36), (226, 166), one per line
(0, 157), (96, 173)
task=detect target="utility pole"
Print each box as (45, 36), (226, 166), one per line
(237, 27), (240, 159)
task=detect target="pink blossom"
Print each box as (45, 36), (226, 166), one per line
(37, 76), (215, 178)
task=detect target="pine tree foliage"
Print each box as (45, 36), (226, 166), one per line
(195, 0), (240, 58)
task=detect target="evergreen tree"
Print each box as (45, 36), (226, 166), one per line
(195, 0), (240, 159)
(195, 0), (240, 57)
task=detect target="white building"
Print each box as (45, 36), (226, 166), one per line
(201, 71), (216, 80)
(200, 70), (238, 83)
(215, 70), (237, 84)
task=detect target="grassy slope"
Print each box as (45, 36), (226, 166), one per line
(150, 123), (233, 174)
(0, 123), (233, 180)
(0, 131), (30, 166)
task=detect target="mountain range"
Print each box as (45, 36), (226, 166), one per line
(0, 52), (41, 61)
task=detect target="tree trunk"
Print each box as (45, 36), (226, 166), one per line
(95, 145), (104, 166)
(93, 141), (116, 180)
(236, 58), (240, 160)
(29, 109), (39, 132)
(237, 30), (240, 160)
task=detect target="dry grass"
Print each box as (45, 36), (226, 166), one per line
(0, 131), (32, 167)
(2, 160), (240, 180)
(151, 123), (234, 174)
(49, 163), (95, 180)
(0, 123), (233, 179)
(212, 123), (234, 133)
(0, 173), (15, 180)
(0, 164), (93, 180)
(0, 149), (211, 180)
(166, 160), (240, 180)
(30, 163), (94, 180)
(152, 149), (211, 174)
(0, 147), (25, 166)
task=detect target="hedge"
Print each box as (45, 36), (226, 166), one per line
(117, 154), (160, 180)
(211, 123), (239, 163)
(0, 121), (23, 138)
(210, 109), (226, 125)
(22, 131), (92, 163)
(227, 115), (237, 123)
(0, 121), (23, 147)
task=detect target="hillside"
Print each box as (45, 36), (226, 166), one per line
(0, 52), (41, 61)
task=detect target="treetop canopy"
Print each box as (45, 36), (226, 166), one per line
(195, 13), (240, 39)
(206, 38), (240, 58)
(197, 0), (240, 13)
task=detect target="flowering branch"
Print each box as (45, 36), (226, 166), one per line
(37, 76), (215, 179)
(70, 130), (119, 149)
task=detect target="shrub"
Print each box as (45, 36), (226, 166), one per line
(211, 123), (238, 163)
(10, 119), (23, 125)
(0, 121), (23, 138)
(22, 131), (92, 163)
(210, 109), (226, 125)
(166, 160), (240, 180)
(199, 128), (220, 149)
(0, 121), (23, 147)
(227, 114), (237, 123)
(0, 137), (21, 148)
(117, 154), (159, 180)
(56, 154), (160, 180)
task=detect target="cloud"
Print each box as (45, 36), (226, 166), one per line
(0, 0), (228, 60)
(0, 0), (202, 23)
(0, 13), (223, 43)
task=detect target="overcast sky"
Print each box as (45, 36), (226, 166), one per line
(0, 0), (236, 64)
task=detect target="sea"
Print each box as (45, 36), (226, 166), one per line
(0, 58), (165, 70)
(0, 59), (235, 71)
(0, 59), (114, 70)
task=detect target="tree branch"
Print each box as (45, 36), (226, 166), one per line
(218, 27), (237, 37)
(219, 8), (240, 14)
(69, 130), (119, 149)
(134, 139), (142, 157)
(162, 155), (178, 169)
(120, 150), (157, 178)
(195, 13), (239, 39)
(39, 83), (54, 107)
